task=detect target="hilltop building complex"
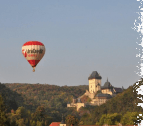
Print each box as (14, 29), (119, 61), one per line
(67, 71), (123, 111)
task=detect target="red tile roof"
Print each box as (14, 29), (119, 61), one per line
(49, 122), (61, 126)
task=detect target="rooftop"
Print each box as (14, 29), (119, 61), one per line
(96, 93), (112, 99)
(49, 122), (60, 126)
(88, 71), (102, 80)
(101, 78), (113, 89)
(114, 88), (123, 93)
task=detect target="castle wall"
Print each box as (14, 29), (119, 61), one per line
(90, 97), (108, 106)
(96, 98), (108, 106)
(84, 90), (95, 99)
(102, 89), (113, 95)
(76, 103), (85, 111)
(67, 102), (85, 111)
(67, 103), (77, 107)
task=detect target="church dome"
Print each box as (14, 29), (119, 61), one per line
(101, 78), (113, 89)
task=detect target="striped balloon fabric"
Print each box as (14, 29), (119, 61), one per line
(22, 41), (45, 72)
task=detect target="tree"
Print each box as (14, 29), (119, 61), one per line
(79, 112), (93, 125)
(0, 95), (7, 126)
(96, 113), (122, 125)
(8, 106), (30, 126)
(32, 106), (45, 122)
(96, 114), (106, 125)
(31, 106), (53, 126)
(120, 112), (141, 125)
(16, 118), (25, 126)
(30, 120), (36, 126)
(8, 113), (17, 126)
(16, 106), (27, 119)
(36, 121), (44, 126)
(65, 115), (79, 126)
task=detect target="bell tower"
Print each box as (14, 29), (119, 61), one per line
(88, 71), (102, 94)
(60, 114), (66, 126)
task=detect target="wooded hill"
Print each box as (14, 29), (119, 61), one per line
(0, 79), (142, 125)
(0, 83), (88, 122)
(78, 80), (143, 125)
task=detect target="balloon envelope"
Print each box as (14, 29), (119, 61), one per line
(22, 41), (45, 71)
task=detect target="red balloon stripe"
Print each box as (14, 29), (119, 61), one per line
(23, 41), (44, 46)
(27, 60), (40, 67)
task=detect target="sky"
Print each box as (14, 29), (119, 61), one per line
(0, 0), (141, 88)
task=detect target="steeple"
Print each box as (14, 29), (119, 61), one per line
(107, 78), (108, 82)
(61, 114), (65, 124)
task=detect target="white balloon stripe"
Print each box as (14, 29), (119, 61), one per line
(22, 43), (45, 66)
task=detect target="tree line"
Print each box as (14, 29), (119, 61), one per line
(0, 79), (142, 125)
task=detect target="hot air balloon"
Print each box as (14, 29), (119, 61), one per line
(22, 41), (45, 72)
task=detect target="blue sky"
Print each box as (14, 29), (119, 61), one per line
(0, 0), (140, 88)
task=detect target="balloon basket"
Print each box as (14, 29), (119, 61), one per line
(33, 67), (35, 72)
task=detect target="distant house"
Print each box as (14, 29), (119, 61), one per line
(50, 115), (66, 126)
(49, 122), (61, 126)
(67, 71), (123, 111)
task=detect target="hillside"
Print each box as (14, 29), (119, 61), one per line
(2, 83), (88, 121)
(78, 80), (143, 125)
(0, 83), (26, 112)
(0, 81), (142, 125)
